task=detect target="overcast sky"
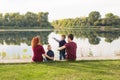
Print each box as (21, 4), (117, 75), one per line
(0, 0), (120, 21)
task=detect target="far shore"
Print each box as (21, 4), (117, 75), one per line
(0, 29), (54, 32)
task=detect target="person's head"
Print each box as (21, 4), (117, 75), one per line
(61, 35), (66, 40)
(31, 36), (41, 48)
(67, 34), (74, 42)
(47, 44), (52, 50)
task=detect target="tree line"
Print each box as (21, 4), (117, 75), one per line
(0, 12), (52, 28)
(52, 11), (120, 28)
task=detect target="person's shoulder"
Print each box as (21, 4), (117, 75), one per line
(50, 50), (54, 54)
(73, 42), (77, 45)
(48, 50), (54, 53)
(63, 40), (66, 43)
(38, 44), (43, 47)
(61, 40), (66, 42)
(37, 45), (44, 48)
(72, 42), (77, 47)
(47, 50), (54, 55)
(60, 40), (63, 42)
(73, 42), (76, 44)
(70, 42), (76, 45)
(65, 42), (69, 47)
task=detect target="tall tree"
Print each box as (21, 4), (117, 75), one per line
(3, 13), (10, 26)
(104, 13), (120, 26)
(25, 12), (38, 27)
(105, 13), (114, 18)
(88, 11), (101, 25)
(0, 13), (3, 26)
(38, 12), (49, 27)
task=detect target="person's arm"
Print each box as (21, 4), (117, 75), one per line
(43, 54), (54, 60)
(40, 46), (54, 60)
(58, 45), (66, 51)
(53, 37), (60, 42)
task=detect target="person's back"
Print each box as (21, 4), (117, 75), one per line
(46, 50), (54, 61)
(65, 42), (77, 60)
(59, 40), (66, 47)
(58, 34), (77, 61)
(31, 37), (45, 62)
(31, 36), (54, 62)
(32, 45), (45, 62)
(45, 44), (54, 61)
(53, 35), (66, 60)
(59, 39), (66, 57)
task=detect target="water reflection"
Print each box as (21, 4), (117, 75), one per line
(0, 29), (120, 60)
(55, 29), (120, 45)
(0, 31), (52, 45)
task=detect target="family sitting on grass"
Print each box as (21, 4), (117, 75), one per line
(31, 34), (77, 62)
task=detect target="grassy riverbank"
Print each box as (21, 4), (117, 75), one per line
(0, 60), (120, 80)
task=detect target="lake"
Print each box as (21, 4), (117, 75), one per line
(0, 29), (120, 60)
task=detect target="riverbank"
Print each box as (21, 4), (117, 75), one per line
(0, 29), (54, 32)
(1, 56), (120, 63)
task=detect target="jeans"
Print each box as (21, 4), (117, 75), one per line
(59, 52), (66, 60)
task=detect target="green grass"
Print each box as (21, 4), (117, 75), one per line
(0, 60), (120, 80)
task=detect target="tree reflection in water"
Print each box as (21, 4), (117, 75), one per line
(0, 29), (120, 45)
(0, 31), (52, 45)
(0, 29), (120, 59)
(55, 29), (120, 45)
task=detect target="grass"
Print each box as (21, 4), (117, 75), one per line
(0, 60), (120, 80)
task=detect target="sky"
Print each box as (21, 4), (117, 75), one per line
(0, 0), (120, 21)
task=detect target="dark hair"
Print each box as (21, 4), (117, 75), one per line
(68, 34), (74, 40)
(61, 35), (66, 39)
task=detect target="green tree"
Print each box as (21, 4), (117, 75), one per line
(14, 13), (22, 27)
(25, 12), (38, 27)
(3, 13), (10, 26)
(88, 11), (101, 25)
(81, 17), (88, 26)
(0, 12), (51, 28)
(0, 13), (3, 26)
(103, 13), (120, 26)
(105, 13), (114, 19)
(38, 12), (49, 27)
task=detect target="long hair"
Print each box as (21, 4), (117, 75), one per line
(31, 36), (40, 48)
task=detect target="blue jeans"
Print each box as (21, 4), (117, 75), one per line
(59, 52), (66, 60)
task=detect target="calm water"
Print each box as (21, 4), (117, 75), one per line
(0, 29), (120, 60)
